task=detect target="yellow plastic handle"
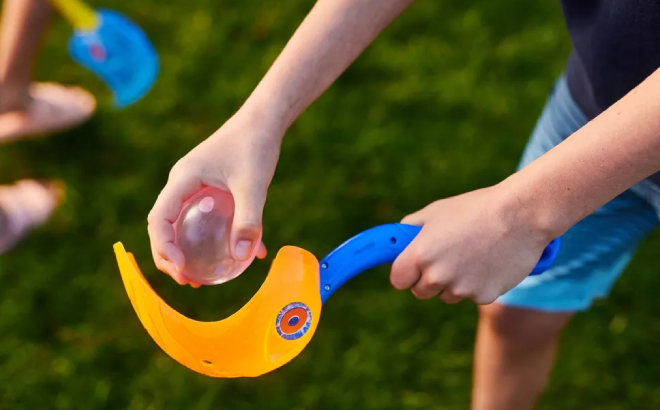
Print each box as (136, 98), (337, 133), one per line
(47, 0), (98, 31)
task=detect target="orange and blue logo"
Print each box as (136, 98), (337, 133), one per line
(275, 302), (312, 340)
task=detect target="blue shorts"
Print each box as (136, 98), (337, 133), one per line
(496, 77), (660, 312)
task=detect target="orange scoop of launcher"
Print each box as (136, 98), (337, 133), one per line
(114, 243), (321, 377)
(114, 223), (560, 378)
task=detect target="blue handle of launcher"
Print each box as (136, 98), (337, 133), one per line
(319, 223), (562, 304)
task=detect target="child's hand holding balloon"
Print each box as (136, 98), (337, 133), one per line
(147, 112), (282, 286)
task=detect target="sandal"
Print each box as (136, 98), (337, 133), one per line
(0, 82), (96, 145)
(0, 179), (65, 254)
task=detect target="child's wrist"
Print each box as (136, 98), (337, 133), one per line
(234, 99), (289, 143)
(496, 175), (570, 243)
(240, 89), (298, 136)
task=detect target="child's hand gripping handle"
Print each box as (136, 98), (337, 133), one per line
(319, 223), (561, 304)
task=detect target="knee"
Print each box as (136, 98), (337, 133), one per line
(479, 303), (573, 349)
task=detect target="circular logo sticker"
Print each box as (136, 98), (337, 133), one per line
(275, 302), (312, 340)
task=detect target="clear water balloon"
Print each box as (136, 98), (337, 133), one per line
(174, 187), (259, 285)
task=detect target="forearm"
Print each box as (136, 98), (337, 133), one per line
(506, 68), (660, 238)
(240, 0), (415, 135)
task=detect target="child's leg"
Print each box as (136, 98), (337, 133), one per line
(472, 305), (572, 410)
(471, 188), (657, 410)
(469, 76), (660, 410)
(0, 0), (95, 143)
(0, 0), (52, 111)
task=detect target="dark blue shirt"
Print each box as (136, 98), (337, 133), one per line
(559, 0), (660, 184)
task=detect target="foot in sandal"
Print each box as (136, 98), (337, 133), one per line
(0, 82), (96, 145)
(0, 179), (65, 254)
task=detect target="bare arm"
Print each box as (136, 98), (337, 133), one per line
(508, 68), (660, 238)
(241, 0), (416, 135)
(149, 0), (416, 283)
(390, 69), (660, 305)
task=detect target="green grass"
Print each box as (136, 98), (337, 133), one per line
(1, 0), (660, 409)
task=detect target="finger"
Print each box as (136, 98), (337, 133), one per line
(228, 182), (265, 261)
(189, 281), (202, 289)
(148, 175), (202, 282)
(148, 236), (188, 285)
(401, 208), (431, 226)
(438, 290), (463, 304)
(256, 241), (268, 259)
(390, 245), (422, 290)
(150, 173), (203, 226)
(411, 273), (446, 300)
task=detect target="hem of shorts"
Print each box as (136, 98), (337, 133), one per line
(495, 296), (592, 313)
(629, 180), (660, 220)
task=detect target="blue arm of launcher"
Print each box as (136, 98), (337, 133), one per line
(319, 223), (562, 304)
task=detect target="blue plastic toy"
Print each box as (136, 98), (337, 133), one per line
(113, 223), (562, 378)
(319, 223), (561, 303)
(48, 0), (159, 108)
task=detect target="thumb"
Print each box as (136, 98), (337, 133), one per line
(229, 185), (265, 261)
(401, 207), (430, 226)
